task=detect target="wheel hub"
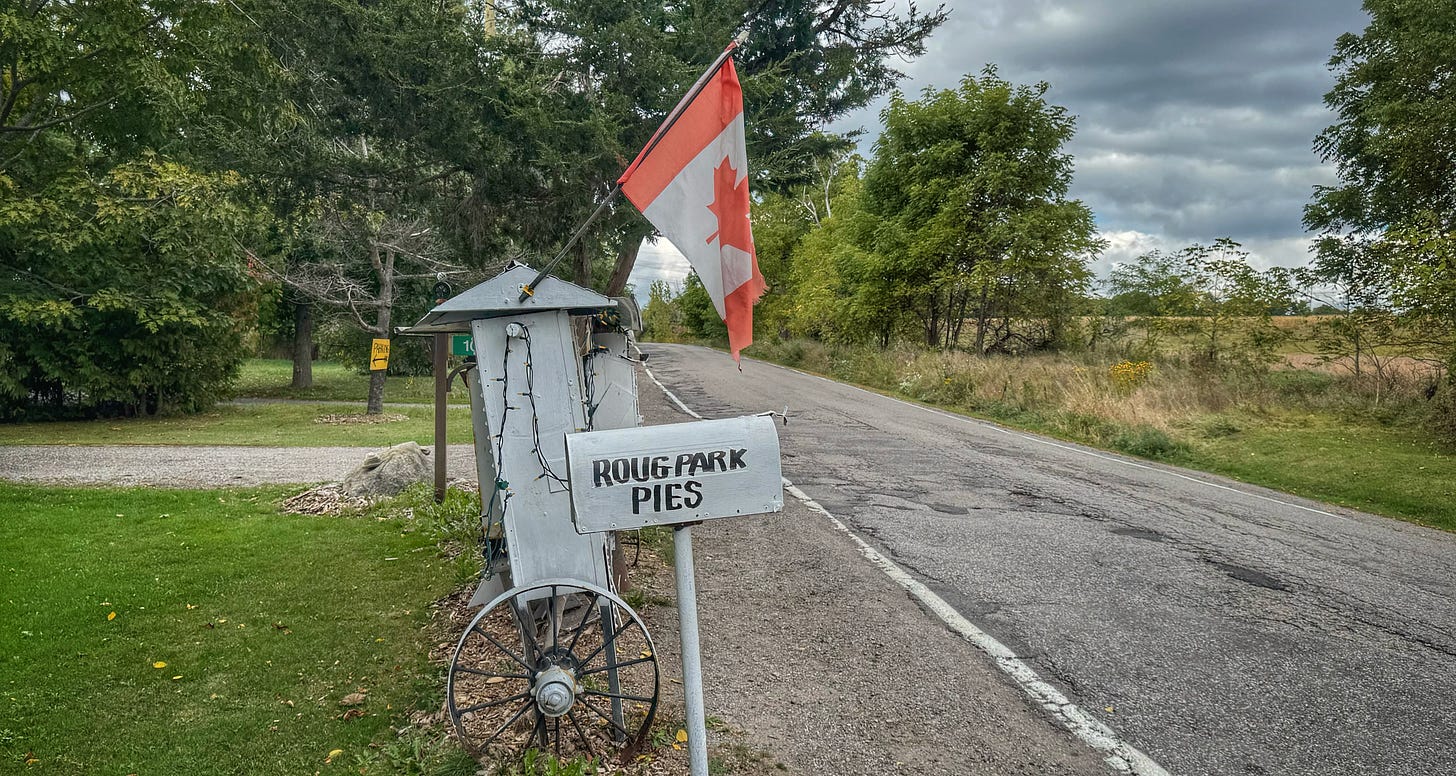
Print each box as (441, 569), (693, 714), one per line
(533, 664), (577, 718)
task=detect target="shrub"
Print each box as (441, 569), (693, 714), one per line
(0, 158), (259, 420)
(752, 338), (830, 373)
(1111, 425), (1184, 459)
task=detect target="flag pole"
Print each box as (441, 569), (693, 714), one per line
(517, 30), (750, 302)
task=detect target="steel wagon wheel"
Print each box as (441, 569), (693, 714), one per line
(447, 579), (660, 763)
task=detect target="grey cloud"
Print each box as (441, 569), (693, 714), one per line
(625, 238), (691, 304)
(829, 0), (1371, 272)
(1073, 151), (1332, 238)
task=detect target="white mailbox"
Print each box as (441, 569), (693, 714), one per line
(564, 415), (784, 533)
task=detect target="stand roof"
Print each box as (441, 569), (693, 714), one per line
(401, 263), (615, 334)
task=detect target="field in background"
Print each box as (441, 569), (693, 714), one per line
(0, 360), (478, 447)
(744, 338), (1456, 532)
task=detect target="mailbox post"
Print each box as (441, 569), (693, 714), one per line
(430, 278), (452, 503)
(405, 263), (619, 598)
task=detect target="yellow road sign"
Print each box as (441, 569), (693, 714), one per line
(369, 338), (391, 371)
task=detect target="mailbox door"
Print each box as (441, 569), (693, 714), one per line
(585, 331), (640, 431)
(472, 312), (610, 597)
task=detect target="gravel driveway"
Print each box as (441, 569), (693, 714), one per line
(0, 444), (479, 487)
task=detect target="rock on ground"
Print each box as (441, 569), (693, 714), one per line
(341, 441), (431, 499)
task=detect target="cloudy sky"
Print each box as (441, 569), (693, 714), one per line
(626, 0), (1373, 299)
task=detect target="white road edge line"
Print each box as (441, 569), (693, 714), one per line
(641, 361), (703, 419)
(637, 350), (1173, 776)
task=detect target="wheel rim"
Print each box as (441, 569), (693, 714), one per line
(447, 579), (660, 762)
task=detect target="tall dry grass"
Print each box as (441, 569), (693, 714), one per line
(750, 338), (1442, 459)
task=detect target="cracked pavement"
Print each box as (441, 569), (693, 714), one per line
(642, 343), (1456, 776)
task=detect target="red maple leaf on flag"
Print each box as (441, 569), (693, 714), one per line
(704, 156), (753, 253)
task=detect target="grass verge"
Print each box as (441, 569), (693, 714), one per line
(0, 402), (475, 447)
(0, 483), (477, 775)
(234, 360), (471, 405)
(1174, 413), (1456, 530)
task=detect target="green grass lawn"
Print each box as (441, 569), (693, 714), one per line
(994, 402), (1456, 533)
(1176, 413), (1456, 531)
(233, 360), (471, 405)
(0, 484), (477, 775)
(0, 403), (475, 447)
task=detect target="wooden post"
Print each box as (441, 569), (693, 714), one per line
(433, 332), (447, 503)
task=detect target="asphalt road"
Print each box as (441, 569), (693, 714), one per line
(641, 342), (1456, 776)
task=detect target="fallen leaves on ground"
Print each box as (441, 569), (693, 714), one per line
(280, 484), (371, 515)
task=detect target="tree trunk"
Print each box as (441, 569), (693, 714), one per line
(366, 247), (395, 415)
(1353, 325), (1363, 377)
(949, 289), (969, 348)
(366, 365), (387, 414)
(291, 301), (314, 389)
(605, 227), (651, 297)
(974, 287), (990, 353)
(572, 239), (592, 287)
(923, 293), (940, 348)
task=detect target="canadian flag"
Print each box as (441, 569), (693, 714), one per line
(619, 54), (766, 362)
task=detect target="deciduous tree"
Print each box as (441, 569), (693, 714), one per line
(0, 158), (261, 418)
(860, 69), (1101, 351)
(1305, 0), (1456, 380)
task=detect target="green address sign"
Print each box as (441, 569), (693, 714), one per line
(450, 334), (474, 357)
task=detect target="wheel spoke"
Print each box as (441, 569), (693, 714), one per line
(478, 698), (534, 748)
(514, 708), (546, 758)
(581, 689), (655, 704)
(453, 666), (530, 680)
(473, 626), (534, 672)
(513, 598), (543, 663)
(566, 707), (597, 759)
(455, 690), (531, 716)
(578, 654), (654, 676)
(576, 617), (636, 668)
(564, 592), (601, 655)
(577, 695), (631, 739)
